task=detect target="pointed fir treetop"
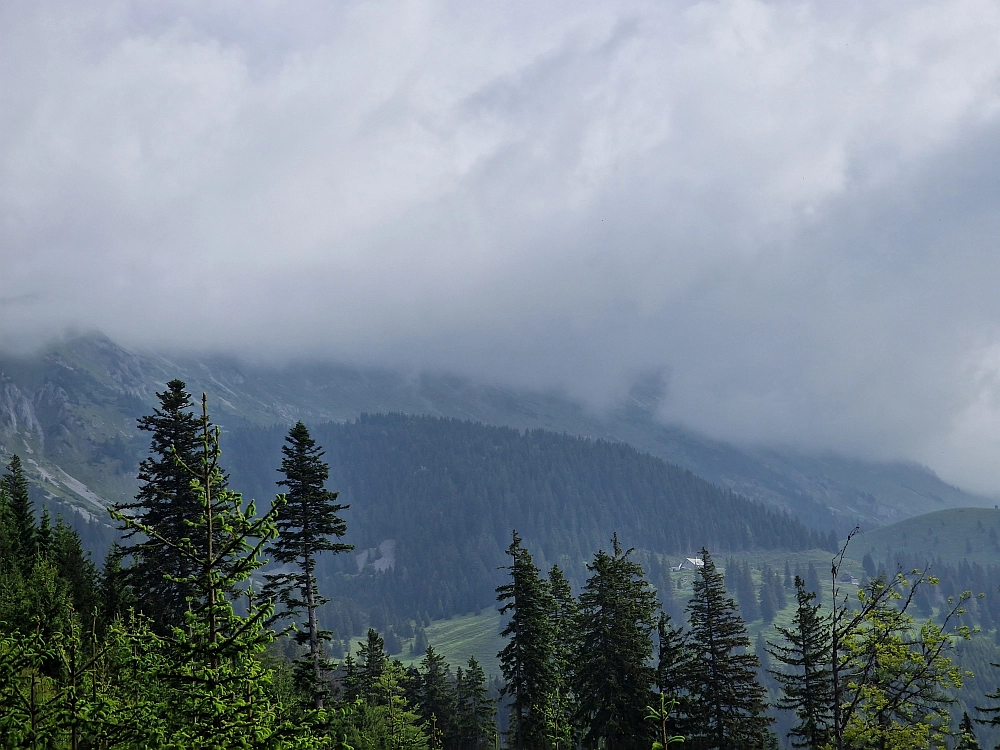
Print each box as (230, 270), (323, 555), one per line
(573, 534), (659, 750)
(267, 421), (352, 568)
(3, 454), (35, 563)
(684, 548), (772, 750)
(958, 711), (981, 749)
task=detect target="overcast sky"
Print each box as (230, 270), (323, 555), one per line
(3, 1), (1000, 491)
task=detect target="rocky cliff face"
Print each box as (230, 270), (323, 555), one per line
(0, 380), (45, 448)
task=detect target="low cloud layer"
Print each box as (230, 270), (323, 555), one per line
(4, 1), (1000, 492)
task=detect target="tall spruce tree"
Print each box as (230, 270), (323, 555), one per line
(358, 627), (390, 705)
(496, 530), (556, 750)
(110, 393), (294, 747)
(684, 548), (771, 750)
(548, 565), (579, 748)
(112, 380), (205, 631)
(262, 421), (351, 709)
(572, 534), (659, 750)
(456, 657), (498, 750)
(3, 454), (34, 567)
(418, 645), (459, 747)
(767, 576), (833, 749)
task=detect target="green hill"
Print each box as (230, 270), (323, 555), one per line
(856, 507), (1000, 567)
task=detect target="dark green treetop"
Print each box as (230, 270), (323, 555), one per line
(263, 421), (352, 709)
(497, 530), (556, 750)
(456, 657), (498, 750)
(768, 576), (833, 749)
(3, 454), (34, 566)
(112, 380), (207, 631)
(572, 534), (659, 750)
(684, 548), (771, 750)
(957, 711), (981, 750)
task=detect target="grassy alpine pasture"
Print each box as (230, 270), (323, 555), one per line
(368, 547), (850, 678)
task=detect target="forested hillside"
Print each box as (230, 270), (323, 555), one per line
(2, 387), (999, 749)
(0, 334), (990, 542)
(223, 413), (832, 641)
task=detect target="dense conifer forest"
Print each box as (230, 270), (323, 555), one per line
(3, 381), (1000, 748)
(222, 413), (834, 642)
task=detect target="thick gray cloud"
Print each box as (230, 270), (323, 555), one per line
(4, 0), (1000, 491)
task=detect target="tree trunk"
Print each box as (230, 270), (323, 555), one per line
(305, 554), (323, 709)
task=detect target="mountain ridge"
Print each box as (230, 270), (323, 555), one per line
(0, 333), (990, 537)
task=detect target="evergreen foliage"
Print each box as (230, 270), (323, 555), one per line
(417, 646), (459, 747)
(572, 534), (659, 750)
(455, 657), (498, 750)
(110, 394), (299, 747)
(6, 375), (1000, 749)
(767, 576), (834, 749)
(496, 530), (556, 750)
(547, 565), (579, 749)
(111, 379), (209, 631)
(726, 557), (759, 623)
(655, 612), (691, 741)
(957, 711), (981, 750)
(2, 454), (34, 567)
(225, 413), (827, 629)
(806, 561), (822, 605)
(683, 549), (771, 750)
(263, 420), (352, 709)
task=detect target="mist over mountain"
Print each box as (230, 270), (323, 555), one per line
(5, 2), (1000, 494)
(0, 334), (989, 551)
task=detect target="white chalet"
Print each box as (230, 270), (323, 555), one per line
(673, 557), (705, 572)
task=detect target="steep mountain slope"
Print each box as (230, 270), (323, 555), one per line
(0, 333), (990, 539)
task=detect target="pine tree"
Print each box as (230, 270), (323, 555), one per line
(768, 576), (833, 749)
(262, 421), (352, 708)
(110, 394), (292, 747)
(548, 564), (579, 748)
(332, 660), (428, 750)
(572, 534), (659, 750)
(759, 578), (777, 624)
(957, 711), (981, 750)
(358, 627), (390, 705)
(36, 506), (52, 559)
(49, 517), (98, 618)
(496, 530), (556, 750)
(456, 657), (498, 750)
(3, 454), (35, 567)
(0, 479), (14, 569)
(727, 558), (758, 623)
(862, 552), (876, 578)
(418, 645), (459, 746)
(412, 626), (429, 656)
(684, 548), (771, 750)
(769, 567), (786, 610)
(112, 380), (206, 631)
(96, 543), (135, 634)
